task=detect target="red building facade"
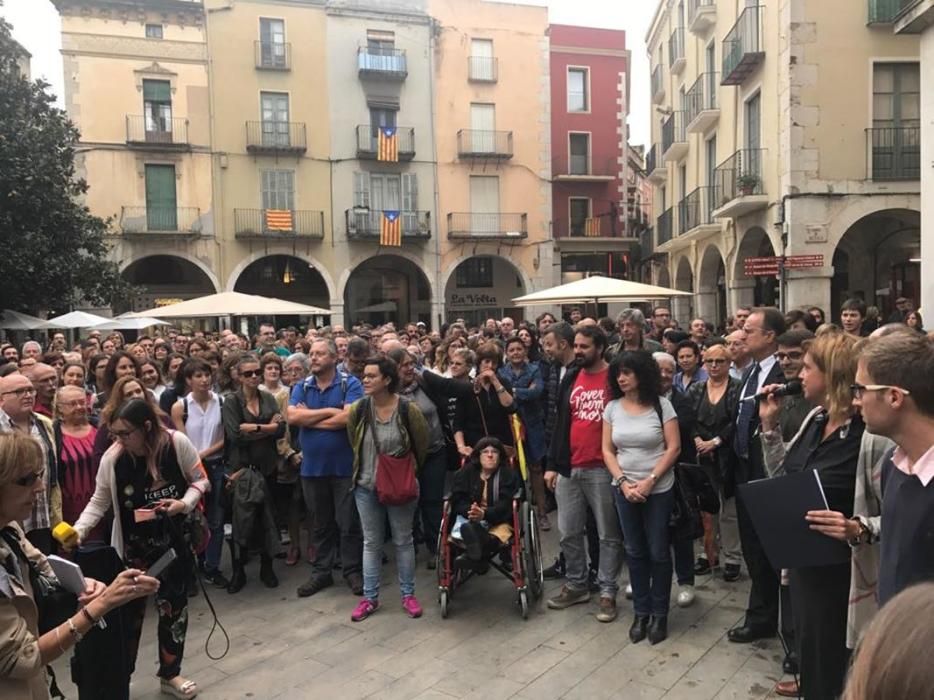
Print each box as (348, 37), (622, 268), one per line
(549, 24), (633, 283)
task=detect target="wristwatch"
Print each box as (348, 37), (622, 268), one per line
(848, 517), (869, 547)
(611, 475), (625, 488)
(254, 424), (262, 433)
(649, 473), (658, 483)
(712, 437), (722, 448)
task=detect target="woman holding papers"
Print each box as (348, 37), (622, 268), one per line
(759, 328), (865, 700)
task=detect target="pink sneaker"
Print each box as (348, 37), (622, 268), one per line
(402, 595), (423, 618)
(350, 598), (379, 622)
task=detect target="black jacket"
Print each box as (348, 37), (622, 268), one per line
(732, 358), (784, 484)
(450, 463), (522, 526)
(546, 364), (583, 477)
(420, 371), (516, 448)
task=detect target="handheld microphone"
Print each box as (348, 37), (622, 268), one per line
(741, 379), (803, 403)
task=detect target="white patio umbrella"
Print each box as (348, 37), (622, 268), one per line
(512, 275), (691, 307)
(44, 311), (113, 329)
(0, 310), (54, 330)
(127, 291), (330, 319)
(91, 316), (170, 330)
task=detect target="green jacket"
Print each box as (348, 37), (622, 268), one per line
(347, 396), (430, 485)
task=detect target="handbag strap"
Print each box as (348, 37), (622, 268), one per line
(368, 397), (411, 455)
(476, 392), (490, 437)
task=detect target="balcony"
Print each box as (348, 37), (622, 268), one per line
(355, 125), (415, 160)
(868, 0), (914, 23)
(722, 5), (764, 86)
(662, 111), (688, 163)
(357, 46), (407, 81)
(711, 148), (769, 219)
(468, 56), (498, 82)
(689, 0), (717, 34)
(125, 115), (189, 149)
(657, 207), (673, 247)
(866, 127), (920, 180)
(678, 186), (721, 238)
(119, 206), (202, 238)
(640, 226), (655, 257)
(255, 41), (290, 70)
(345, 209), (430, 240)
(448, 212), (528, 241)
(651, 64), (665, 104)
(685, 72), (720, 134)
(233, 209), (324, 240)
(245, 121), (307, 154)
(554, 215), (635, 251)
(668, 27), (686, 74)
(553, 154), (617, 182)
(646, 144), (667, 184)
(457, 130), (514, 159)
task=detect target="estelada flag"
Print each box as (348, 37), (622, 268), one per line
(380, 210), (402, 246)
(265, 209), (293, 232)
(584, 217), (601, 237)
(378, 126), (398, 162)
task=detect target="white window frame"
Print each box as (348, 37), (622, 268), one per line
(567, 66), (590, 113)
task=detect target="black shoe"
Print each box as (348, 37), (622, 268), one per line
(543, 557), (565, 580)
(259, 561), (279, 589)
(648, 616), (668, 645)
(783, 652), (799, 675)
(346, 573), (364, 597)
(629, 615), (650, 644)
(202, 568), (229, 589)
(727, 624), (776, 644)
(723, 563), (741, 582)
(296, 575), (333, 598)
(227, 567), (246, 594)
(693, 557), (713, 576)
(587, 568), (600, 593)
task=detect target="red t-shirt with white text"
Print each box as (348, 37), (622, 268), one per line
(568, 367), (609, 468)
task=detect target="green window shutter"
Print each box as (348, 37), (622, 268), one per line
(145, 164), (177, 231)
(143, 79), (171, 103)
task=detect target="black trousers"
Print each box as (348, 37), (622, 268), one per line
(736, 491), (780, 630)
(789, 562), (852, 700)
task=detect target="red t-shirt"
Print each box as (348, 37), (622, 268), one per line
(568, 367), (609, 468)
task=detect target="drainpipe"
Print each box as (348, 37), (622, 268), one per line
(428, 19), (443, 331)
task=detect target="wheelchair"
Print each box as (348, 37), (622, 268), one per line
(435, 490), (545, 619)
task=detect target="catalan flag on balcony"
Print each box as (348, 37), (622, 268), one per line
(377, 126), (398, 162)
(380, 210), (402, 247)
(265, 209), (293, 232)
(584, 217), (601, 237)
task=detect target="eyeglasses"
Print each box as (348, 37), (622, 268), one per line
(850, 383), (911, 399)
(239, 370), (261, 378)
(1, 387), (36, 398)
(13, 470), (43, 488)
(704, 358), (728, 365)
(775, 352), (804, 361)
(109, 428), (138, 440)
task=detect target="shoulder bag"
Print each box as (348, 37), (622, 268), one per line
(371, 398), (419, 506)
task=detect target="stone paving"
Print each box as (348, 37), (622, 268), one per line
(53, 533), (791, 699)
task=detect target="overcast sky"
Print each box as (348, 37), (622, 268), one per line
(1, 0), (655, 145)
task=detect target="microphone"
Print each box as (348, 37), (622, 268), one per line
(741, 379), (803, 403)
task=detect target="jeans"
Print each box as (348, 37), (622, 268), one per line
(203, 459), (225, 572)
(616, 488), (675, 617)
(354, 486), (418, 601)
(672, 535), (695, 586)
(555, 468), (622, 597)
(417, 449), (447, 555)
(301, 476), (363, 580)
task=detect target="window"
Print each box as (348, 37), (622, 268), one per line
(261, 170), (294, 211)
(142, 79), (172, 136)
(470, 39), (495, 81)
(144, 164), (177, 231)
(569, 133), (590, 174)
(745, 92), (760, 151)
(145, 24), (163, 39)
(260, 92), (290, 146)
(569, 198), (590, 236)
(456, 257), (494, 288)
(469, 175), (500, 235)
(567, 68), (589, 112)
(366, 29), (395, 53)
(470, 103), (496, 152)
(259, 18), (286, 68)
(872, 62), (920, 179)
(352, 172), (418, 232)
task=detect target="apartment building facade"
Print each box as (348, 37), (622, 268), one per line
(645, 0), (920, 325)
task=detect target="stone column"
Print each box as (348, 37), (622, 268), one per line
(695, 285), (719, 325)
(729, 279), (756, 312)
(784, 267), (833, 315)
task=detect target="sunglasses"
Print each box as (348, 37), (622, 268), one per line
(14, 470), (43, 488)
(776, 352), (804, 361)
(239, 370), (261, 378)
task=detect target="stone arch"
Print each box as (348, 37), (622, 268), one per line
(226, 251), (337, 303)
(119, 253), (220, 294)
(673, 255), (694, 323)
(441, 254), (529, 325)
(732, 225), (778, 308)
(338, 249), (438, 310)
(119, 254), (219, 313)
(231, 255), (331, 309)
(698, 243), (727, 327)
(440, 252), (534, 304)
(342, 254), (433, 326)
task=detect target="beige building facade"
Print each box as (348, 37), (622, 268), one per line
(645, 0), (921, 326)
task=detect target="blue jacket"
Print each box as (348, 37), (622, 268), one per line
(498, 361), (546, 463)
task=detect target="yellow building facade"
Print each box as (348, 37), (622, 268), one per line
(645, 0), (920, 325)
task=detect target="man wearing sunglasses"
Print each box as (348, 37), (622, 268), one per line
(0, 373), (60, 553)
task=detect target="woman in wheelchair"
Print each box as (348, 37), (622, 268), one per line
(449, 437), (521, 572)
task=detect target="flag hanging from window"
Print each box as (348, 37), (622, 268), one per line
(584, 217), (601, 237)
(265, 209), (293, 232)
(380, 210), (402, 246)
(378, 126), (398, 162)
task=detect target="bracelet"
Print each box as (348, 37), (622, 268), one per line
(496, 387), (507, 394)
(66, 617), (84, 643)
(80, 607), (98, 626)
(649, 473), (658, 482)
(54, 625), (68, 654)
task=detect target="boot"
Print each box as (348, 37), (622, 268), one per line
(259, 554), (279, 588)
(227, 541), (246, 594)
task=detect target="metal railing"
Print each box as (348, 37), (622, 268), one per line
(651, 64), (664, 100)
(354, 125), (416, 158)
(689, 0), (716, 25)
(685, 72), (719, 125)
(457, 129), (514, 158)
(245, 121), (307, 151)
(468, 56), (498, 82)
(668, 27), (685, 69)
(679, 186), (718, 234)
(345, 209), (431, 239)
(119, 206), (201, 234)
(657, 208), (673, 246)
(447, 212), (528, 239)
(646, 144), (659, 174)
(640, 226), (655, 256)
(255, 41), (291, 70)
(125, 115), (189, 146)
(867, 127), (920, 180)
(722, 4), (763, 85)
(867, 0), (913, 23)
(714, 148), (765, 206)
(662, 110), (687, 154)
(357, 46), (407, 79)
(233, 209), (325, 238)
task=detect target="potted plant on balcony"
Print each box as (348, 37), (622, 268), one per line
(737, 173), (760, 196)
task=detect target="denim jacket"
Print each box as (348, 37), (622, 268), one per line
(498, 361), (546, 463)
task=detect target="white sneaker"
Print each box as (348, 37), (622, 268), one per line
(624, 583), (633, 600)
(677, 584), (696, 608)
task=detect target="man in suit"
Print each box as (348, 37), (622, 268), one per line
(728, 307), (786, 643)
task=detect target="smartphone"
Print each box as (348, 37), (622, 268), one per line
(134, 508), (158, 523)
(146, 548), (178, 578)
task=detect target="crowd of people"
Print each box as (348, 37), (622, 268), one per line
(0, 295), (931, 699)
